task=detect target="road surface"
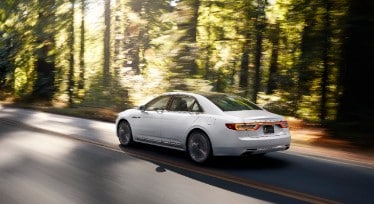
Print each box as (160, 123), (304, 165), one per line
(1, 106), (373, 204)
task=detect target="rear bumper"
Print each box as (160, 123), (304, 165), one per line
(240, 144), (290, 156)
(212, 135), (291, 156)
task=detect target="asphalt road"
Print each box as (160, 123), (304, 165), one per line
(1, 106), (373, 204)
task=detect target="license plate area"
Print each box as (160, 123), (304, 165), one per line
(263, 125), (274, 134)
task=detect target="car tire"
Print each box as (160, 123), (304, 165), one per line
(117, 120), (133, 146)
(187, 131), (212, 164)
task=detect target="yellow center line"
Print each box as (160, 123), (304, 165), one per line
(0, 118), (341, 204)
(117, 147), (341, 204)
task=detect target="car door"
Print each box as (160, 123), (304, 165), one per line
(161, 95), (201, 148)
(131, 95), (171, 143)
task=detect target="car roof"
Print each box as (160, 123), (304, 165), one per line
(162, 91), (227, 98)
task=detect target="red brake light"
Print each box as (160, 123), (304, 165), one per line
(279, 121), (289, 128)
(225, 123), (237, 130)
(226, 121), (288, 130)
(225, 123), (260, 131)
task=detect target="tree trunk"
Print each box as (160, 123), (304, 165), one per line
(68, 0), (75, 105)
(239, 35), (250, 89)
(103, 0), (111, 87)
(295, 8), (315, 112)
(266, 23), (280, 95)
(32, 0), (56, 101)
(174, 0), (200, 75)
(252, 0), (266, 102)
(78, 0), (86, 91)
(320, 0), (331, 121)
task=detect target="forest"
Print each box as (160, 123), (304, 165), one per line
(0, 0), (373, 145)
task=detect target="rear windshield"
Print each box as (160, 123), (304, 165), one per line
(206, 94), (262, 111)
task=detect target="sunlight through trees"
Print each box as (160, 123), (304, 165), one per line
(1, 0), (373, 129)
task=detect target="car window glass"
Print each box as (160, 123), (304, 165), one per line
(207, 95), (262, 111)
(191, 101), (202, 112)
(145, 95), (170, 111)
(170, 96), (197, 112)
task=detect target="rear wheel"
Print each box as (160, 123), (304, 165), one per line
(117, 120), (133, 146)
(187, 131), (212, 164)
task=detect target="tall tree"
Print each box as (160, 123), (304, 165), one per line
(293, 0), (316, 113)
(0, 1), (18, 90)
(239, 0), (255, 90)
(103, 0), (111, 86)
(252, 0), (266, 102)
(32, 0), (57, 100)
(337, 0), (374, 123)
(67, 0), (76, 105)
(239, 34), (250, 89)
(174, 0), (200, 75)
(0, 24), (19, 90)
(126, 0), (147, 74)
(78, 0), (86, 91)
(266, 22), (280, 95)
(202, 0), (213, 80)
(320, 0), (332, 121)
(113, 0), (123, 74)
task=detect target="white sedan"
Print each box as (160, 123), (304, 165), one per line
(115, 91), (291, 163)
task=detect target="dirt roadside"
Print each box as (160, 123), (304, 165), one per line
(288, 117), (374, 167)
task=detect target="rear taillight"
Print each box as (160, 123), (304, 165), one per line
(225, 123), (260, 131)
(226, 120), (289, 131)
(279, 121), (289, 128)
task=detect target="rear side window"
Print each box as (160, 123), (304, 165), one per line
(207, 95), (262, 111)
(191, 101), (202, 112)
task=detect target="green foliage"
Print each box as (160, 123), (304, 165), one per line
(79, 73), (131, 111)
(1, 0), (370, 128)
(0, 0), (36, 97)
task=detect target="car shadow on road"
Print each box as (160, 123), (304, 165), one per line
(120, 142), (291, 170)
(206, 154), (291, 170)
(119, 144), (298, 203)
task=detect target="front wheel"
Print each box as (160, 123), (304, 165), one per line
(117, 120), (133, 146)
(187, 131), (212, 164)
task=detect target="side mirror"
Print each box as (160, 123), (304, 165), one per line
(139, 105), (146, 111)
